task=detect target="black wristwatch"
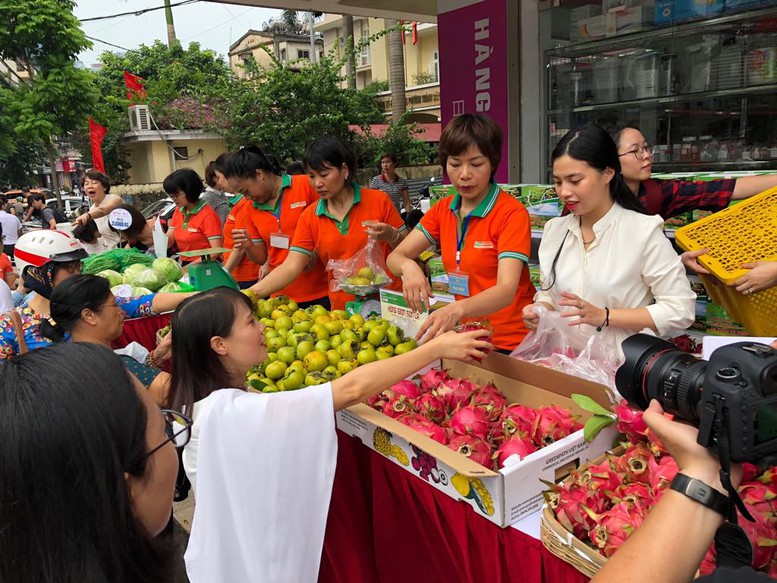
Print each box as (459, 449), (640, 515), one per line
(670, 473), (730, 517)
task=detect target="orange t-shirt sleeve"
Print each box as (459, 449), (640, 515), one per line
(496, 203), (532, 264)
(290, 206), (316, 256)
(169, 209), (182, 231)
(201, 208), (223, 239)
(0, 254), (12, 275)
(236, 202), (263, 243)
(382, 196), (405, 231)
(416, 198), (443, 246)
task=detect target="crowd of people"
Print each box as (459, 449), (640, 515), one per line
(1, 113), (776, 582)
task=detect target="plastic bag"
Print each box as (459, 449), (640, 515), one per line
(326, 236), (391, 293)
(510, 307), (621, 395)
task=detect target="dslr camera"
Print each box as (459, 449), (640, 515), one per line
(616, 334), (777, 464)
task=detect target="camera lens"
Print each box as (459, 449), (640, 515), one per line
(616, 334), (707, 423)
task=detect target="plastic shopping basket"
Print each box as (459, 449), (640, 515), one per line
(675, 186), (777, 336)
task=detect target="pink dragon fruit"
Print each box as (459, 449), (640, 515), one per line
(610, 482), (653, 513)
(414, 393), (447, 424)
(738, 511), (777, 570)
(546, 481), (608, 538)
(613, 400), (649, 444)
(613, 442), (653, 484)
(699, 545), (717, 576)
(471, 382), (508, 422)
(646, 453), (679, 493)
(417, 368), (450, 392)
(399, 413), (449, 445)
(381, 395), (415, 419)
(494, 435), (537, 469)
(367, 393), (388, 410)
(384, 379), (422, 401)
(584, 459), (622, 494)
(586, 502), (644, 558)
(448, 435), (493, 468)
(532, 405), (582, 446)
(742, 463), (761, 484)
(448, 404), (491, 440)
(435, 377), (478, 412)
(500, 404), (538, 439)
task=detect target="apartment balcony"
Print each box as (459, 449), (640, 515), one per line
(374, 81), (440, 118)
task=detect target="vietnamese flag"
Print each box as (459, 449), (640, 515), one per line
(124, 70), (146, 101)
(88, 117), (108, 173)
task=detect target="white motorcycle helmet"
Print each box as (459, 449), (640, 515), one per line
(14, 230), (89, 275)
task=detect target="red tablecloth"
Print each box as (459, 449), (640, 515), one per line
(320, 430), (589, 583)
(111, 313), (171, 352)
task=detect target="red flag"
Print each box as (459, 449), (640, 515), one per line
(411, 22), (418, 45)
(124, 70), (146, 101)
(400, 20), (406, 46)
(88, 117), (108, 173)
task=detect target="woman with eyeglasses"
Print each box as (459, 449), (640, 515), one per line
(522, 124), (695, 359)
(166, 287), (490, 581)
(0, 342), (191, 581)
(41, 274), (183, 406)
(71, 170), (125, 250)
(609, 125), (777, 220)
(163, 168), (223, 264)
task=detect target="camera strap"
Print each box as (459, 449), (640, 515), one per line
(713, 396), (756, 570)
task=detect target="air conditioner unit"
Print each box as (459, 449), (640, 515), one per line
(128, 105), (151, 131)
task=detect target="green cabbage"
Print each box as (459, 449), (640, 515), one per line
(158, 282), (183, 293)
(152, 257), (184, 282)
(97, 269), (123, 287)
(123, 263), (151, 279)
(124, 267), (167, 292)
(131, 287), (154, 296)
(111, 284), (133, 298)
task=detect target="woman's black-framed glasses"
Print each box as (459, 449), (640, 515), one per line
(619, 144), (653, 160)
(143, 409), (193, 460)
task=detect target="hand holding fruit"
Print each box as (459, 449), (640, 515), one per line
(400, 261), (434, 313)
(428, 330), (492, 364)
(522, 303), (542, 331)
(415, 302), (463, 343)
(558, 291), (606, 328)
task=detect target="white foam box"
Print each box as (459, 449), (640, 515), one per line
(607, 1), (655, 35)
(336, 352), (618, 527)
(571, 14), (617, 42)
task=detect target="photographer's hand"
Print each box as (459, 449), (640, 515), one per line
(593, 400), (735, 583)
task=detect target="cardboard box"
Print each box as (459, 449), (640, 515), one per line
(608, 2), (655, 35)
(571, 14), (617, 42)
(655, 0), (724, 25)
(336, 353), (618, 527)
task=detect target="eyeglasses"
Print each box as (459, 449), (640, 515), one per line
(619, 144), (653, 160)
(168, 191), (184, 200)
(141, 409), (193, 461)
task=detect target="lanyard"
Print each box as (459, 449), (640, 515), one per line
(455, 211), (473, 268)
(271, 190), (285, 230)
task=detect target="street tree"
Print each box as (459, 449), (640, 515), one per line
(0, 0), (96, 199)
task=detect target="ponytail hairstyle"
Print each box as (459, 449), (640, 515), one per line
(41, 274), (113, 342)
(223, 145), (283, 180)
(542, 123), (646, 291)
(168, 287), (254, 413)
(303, 135), (357, 185)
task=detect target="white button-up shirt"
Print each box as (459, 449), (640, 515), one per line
(534, 203), (695, 358)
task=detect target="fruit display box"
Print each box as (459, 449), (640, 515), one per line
(336, 352), (618, 527)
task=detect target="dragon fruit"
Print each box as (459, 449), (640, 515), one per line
(448, 435), (493, 468)
(532, 405), (582, 446)
(381, 395), (415, 419)
(646, 453), (678, 493)
(399, 413), (449, 444)
(471, 382), (507, 421)
(435, 377), (478, 412)
(613, 442), (653, 484)
(610, 482), (653, 513)
(584, 459), (622, 494)
(586, 502), (644, 558)
(500, 404), (538, 438)
(613, 400), (649, 444)
(414, 393), (447, 424)
(384, 379), (422, 401)
(494, 435), (537, 468)
(367, 393), (388, 410)
(448, 404), (491, 440)
(454, 320), (493, 361)
(547, 481), (609, 538)
(418, 368), (450, 392)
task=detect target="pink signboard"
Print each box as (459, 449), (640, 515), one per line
(438, 0), (510, 182)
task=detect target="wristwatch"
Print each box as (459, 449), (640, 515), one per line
(670, 473), (730, 517)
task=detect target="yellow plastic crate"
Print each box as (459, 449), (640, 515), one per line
(675, 186), (777, 336)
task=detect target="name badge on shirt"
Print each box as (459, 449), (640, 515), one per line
(270, 232), (290, 249)
(187, 227), (199, 233)
(290, 201), (307, 209)
(448, 270), (470, 297)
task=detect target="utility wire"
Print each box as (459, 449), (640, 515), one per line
(79, 0), (200, 23)
(84, 35), (133, 53)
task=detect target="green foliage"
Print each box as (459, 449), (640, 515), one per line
(360, 113), (437, 167)
(412, 71), (438, 86)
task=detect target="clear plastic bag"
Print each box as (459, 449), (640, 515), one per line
(510, 307), (621, 396)
(326, 236), (391, 294)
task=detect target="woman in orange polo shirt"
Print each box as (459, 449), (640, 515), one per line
(223, 146), (330, 306)
(387, 114), (535, 352)
(249, 136), (407, 310)
(164, 169), (223, 265)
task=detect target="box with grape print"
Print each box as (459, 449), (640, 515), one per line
(336, 352), (618, 527)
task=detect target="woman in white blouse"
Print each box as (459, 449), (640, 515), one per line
(522, 124), (695, 359)
(72, 171), (124, 250)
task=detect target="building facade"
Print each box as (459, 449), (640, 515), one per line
(228, 29), (324, 79)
